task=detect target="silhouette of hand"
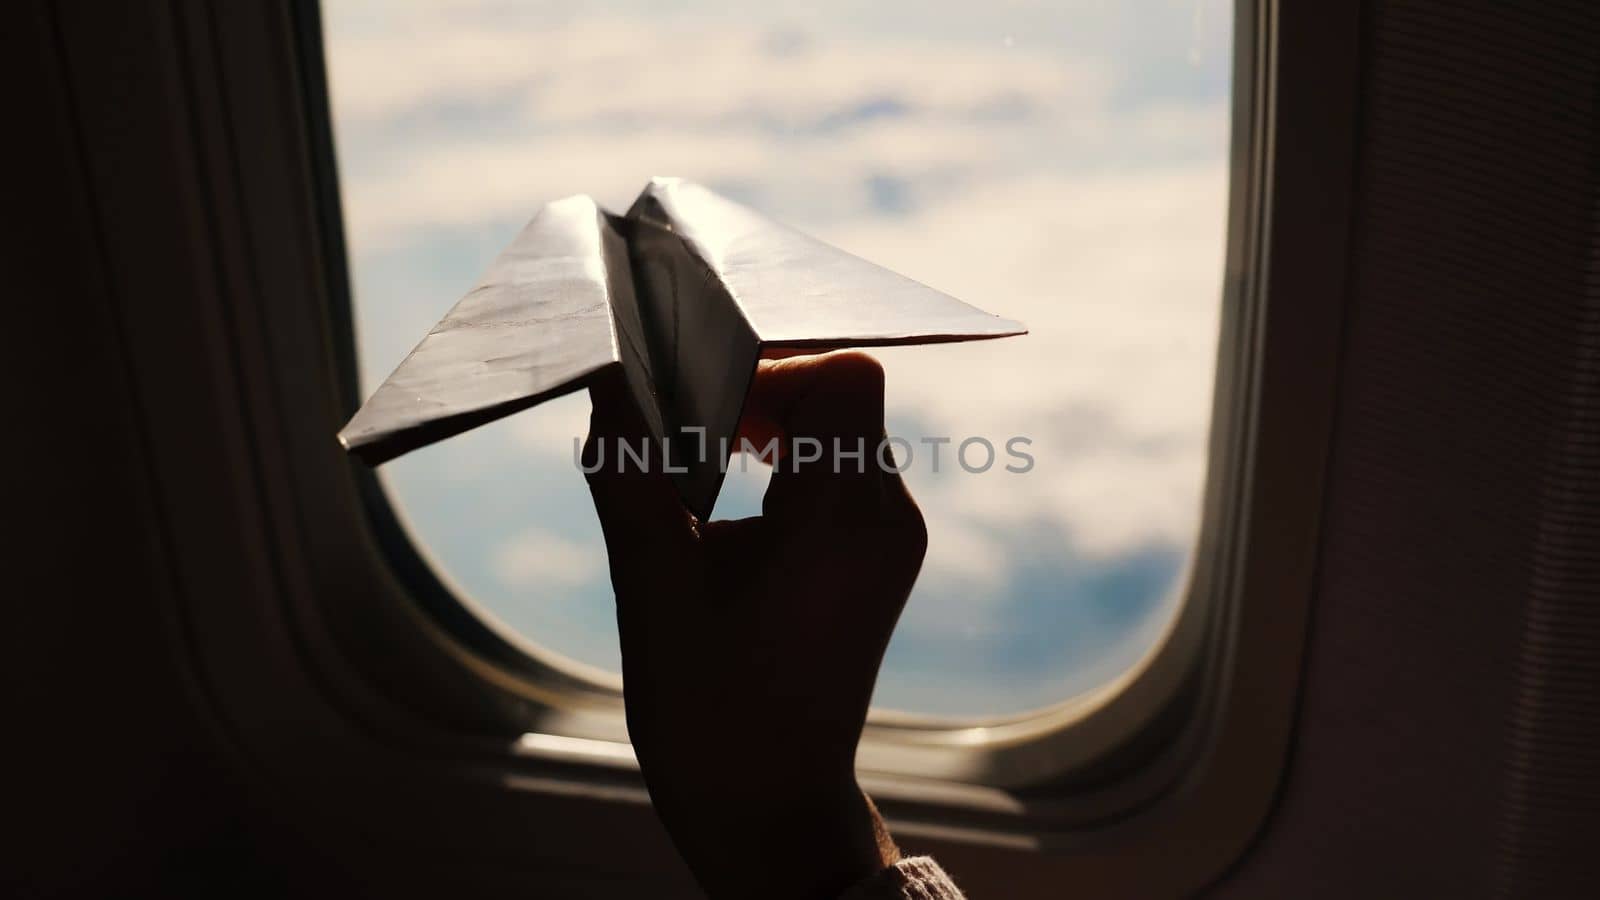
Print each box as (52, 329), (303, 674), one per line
(584, 351), (926, 900)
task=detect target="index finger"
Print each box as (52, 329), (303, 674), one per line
(584, 365), (698, 559)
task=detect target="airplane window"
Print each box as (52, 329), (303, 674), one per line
(321, 0), (1232, 718)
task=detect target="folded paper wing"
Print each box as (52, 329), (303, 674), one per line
(339, 177), (1026, 518)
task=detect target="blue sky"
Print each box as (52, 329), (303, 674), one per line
(322, 0), (1232, 717)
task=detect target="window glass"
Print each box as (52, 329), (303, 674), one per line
(322, 0), (1231, 718)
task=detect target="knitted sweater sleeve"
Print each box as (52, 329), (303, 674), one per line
(837, 856), (966, 900)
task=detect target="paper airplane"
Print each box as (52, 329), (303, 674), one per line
(339, 177), (1026, 518)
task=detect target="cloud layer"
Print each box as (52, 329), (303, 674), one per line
(325, 0), (1232, 717)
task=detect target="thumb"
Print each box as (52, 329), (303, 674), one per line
(744, 351), (896, 525)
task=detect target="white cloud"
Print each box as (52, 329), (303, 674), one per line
(320, 12), (1159, 249)
(921, 515), (1011, 586)
(324, 1), (1233, 708)
(490, 527), (605, 589)
(509, 391), (595, 463)
(324, 13), (1107, 129)
(838, 164), (1226, 558)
